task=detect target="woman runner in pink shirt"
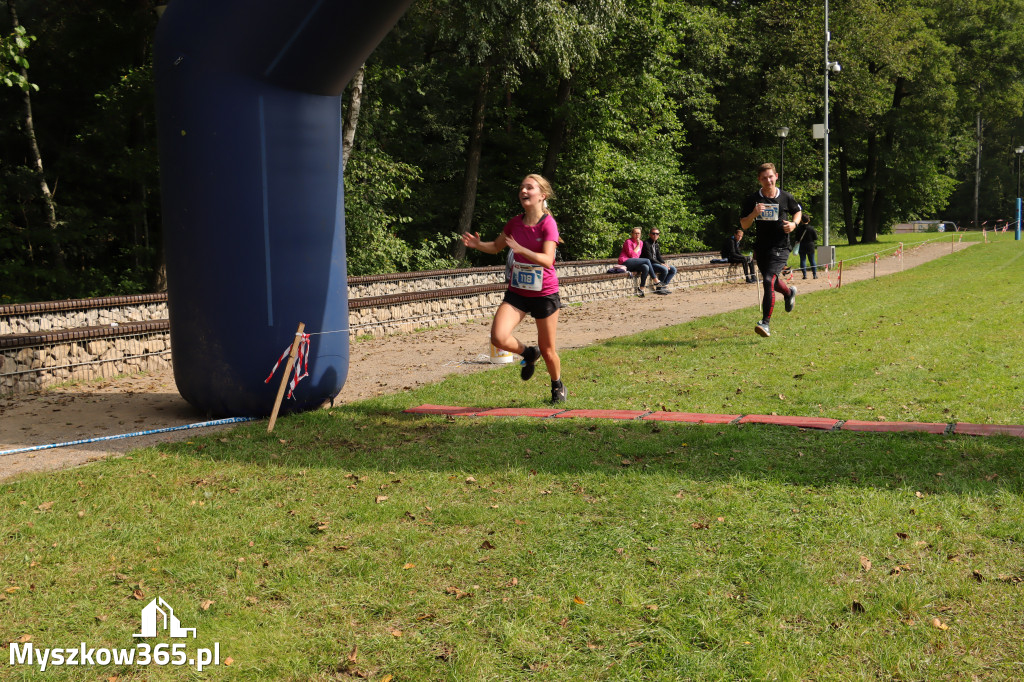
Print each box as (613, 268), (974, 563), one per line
(462, 174), (566, 403)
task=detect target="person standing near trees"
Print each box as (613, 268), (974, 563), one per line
(461, 174), (567, 403)
(793, 214), (818, 279)
(740, 162), (802, 337)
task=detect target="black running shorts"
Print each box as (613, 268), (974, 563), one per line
(502, 290), (561, 319)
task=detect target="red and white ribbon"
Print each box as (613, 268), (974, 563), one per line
(265, 333), (311, 399)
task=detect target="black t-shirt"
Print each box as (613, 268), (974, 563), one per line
(741, 188), (801, 253)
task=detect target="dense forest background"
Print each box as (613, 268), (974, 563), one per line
(2, 0), (1023, 303)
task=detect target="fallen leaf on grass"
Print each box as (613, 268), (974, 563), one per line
(224, 657), (234, 666)
(851, 601), (866, 613)
(199, 600), (214, 611)
(972, 570), (984, 582)
(375, 495), (389, 504)
(36, 501), (54, 512)
(347, 644), (358, 664)
(480, 540), (495, 550)
(930, 617), (949, 631)
(859, 556), (872, 572)
(402, 563), (415, 570)
(573, 596), (586, 605)
(16, 634), (31, 643)
(390, 629), (403, 638)
(465, 476), (477, 484)
(691, 522), (709, 530)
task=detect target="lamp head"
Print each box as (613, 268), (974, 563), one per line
(777, 126), (790, 138)
(1016, 146), (1024, 155)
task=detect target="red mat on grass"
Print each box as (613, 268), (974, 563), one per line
(740, 414), (841, 430)
(840, 420), (947, 434)
(642, 412), (740, 424)
(402, 406), (1023, 438)
(953, 423), (1024, 437)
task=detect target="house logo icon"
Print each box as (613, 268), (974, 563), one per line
(133, 597), (197, 638)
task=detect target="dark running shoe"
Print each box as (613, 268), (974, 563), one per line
(551, 382), (568, 403)
(635, 287), (645, 298)
(520, 345), (540, 381)
(785, 285), (797, 313)
(755, 321), (770, 337)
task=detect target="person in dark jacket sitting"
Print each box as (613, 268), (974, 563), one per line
(641, 229), (675, 294)
(722, 228), (756, 283)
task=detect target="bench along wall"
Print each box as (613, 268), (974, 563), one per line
(1, 254), (737, 396)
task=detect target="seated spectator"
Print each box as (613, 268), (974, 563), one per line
(618, 227), (660, 297)
(640, 229), (674, 294)
(721, 228), (756, 283)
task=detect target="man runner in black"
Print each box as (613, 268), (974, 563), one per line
(739, 162), (802, 337)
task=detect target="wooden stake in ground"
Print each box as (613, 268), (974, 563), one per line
(267, 322), (305, 433)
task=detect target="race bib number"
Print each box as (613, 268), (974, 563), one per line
(511, 261), (544, 291)
(758, 204), (780, 221)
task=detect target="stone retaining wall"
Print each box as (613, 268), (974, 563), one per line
(1, 330), (172, 395)
(0, 295), (168, 336)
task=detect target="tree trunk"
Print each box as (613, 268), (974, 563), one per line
(860, 132), (880, 243)
(542, 76), (573, 180)
(974, 110), (982, 230)
(835, 111), (857, 244)
(7, 0), (63, 269)
(454, 66), (490, 261)
(341, 63), (365, 171)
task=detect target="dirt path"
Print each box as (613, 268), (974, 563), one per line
(0, 240), (970, 481)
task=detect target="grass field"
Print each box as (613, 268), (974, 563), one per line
(2, 240), (1023, 681)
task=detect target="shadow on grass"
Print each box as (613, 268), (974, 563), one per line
(165, 398), (1024, 499)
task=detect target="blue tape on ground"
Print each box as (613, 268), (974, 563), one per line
(0, 417), (256, 457)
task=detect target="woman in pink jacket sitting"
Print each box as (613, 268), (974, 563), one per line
(618, 227), (659, 297)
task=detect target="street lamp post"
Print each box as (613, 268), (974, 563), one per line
(823, 0), (837, 250)
(777, 126), (789, 188)
(1016, 146), (1023, 241)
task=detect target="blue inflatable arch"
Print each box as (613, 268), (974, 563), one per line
(154, 0), (414, 416)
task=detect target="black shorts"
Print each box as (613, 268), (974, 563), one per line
(755, 247), (790, 277)
(502, 290), (561, 319)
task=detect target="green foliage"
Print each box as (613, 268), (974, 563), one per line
(0, 24), (37, 92)
(4, 0), (1024, 299)
(343, 147), (421, 276)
